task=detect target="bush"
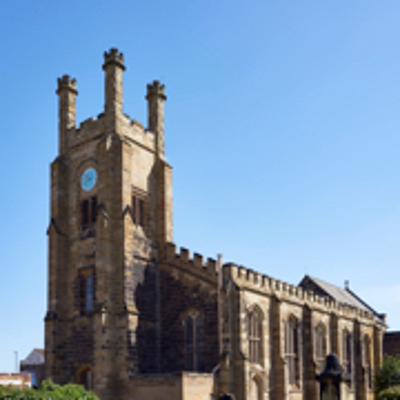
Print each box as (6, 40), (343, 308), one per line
(375, 355), (400, 399)
(0, 380), (99, 399)
(378, 385), (400, 399)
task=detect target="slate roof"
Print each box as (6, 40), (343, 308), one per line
(20, 349), (45, 366)
(299, 275), (383, 321)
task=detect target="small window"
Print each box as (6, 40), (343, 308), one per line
(132, 196), (146, 227)
(184, 311), (205, 372)
(81, 196), (97, 234)
(131, 187), (147, 228)
(248, 309), (262, 364)
(78, 268), (95, 315)
(286, 316), (300, 386)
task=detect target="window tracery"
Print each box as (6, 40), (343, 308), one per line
(285, 316), (299, 385)
(315, 323), (326, 372)
(248, 308), (262, 364)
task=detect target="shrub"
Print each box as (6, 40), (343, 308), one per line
(0, 380), (99, 399)
(375, 355), (400, 399)
(378, 385), (400, 399)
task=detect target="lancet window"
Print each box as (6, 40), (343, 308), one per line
(131, 187), (147, 228)
(315, 323), (326, 372)
(248, 308), (262, 364)
(184, 311), (205, 372)
(77, 267), (95, 315)
(342, 330), (353, 384)
(286, 316), (300, 385)
(81, 196), (97, 235)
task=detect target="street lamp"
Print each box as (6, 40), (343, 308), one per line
(14, 351), (18, 373)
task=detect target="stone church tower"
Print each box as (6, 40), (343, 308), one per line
(45, 48), (173, 398)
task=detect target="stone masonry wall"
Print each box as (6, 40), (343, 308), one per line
(160, 244), (219, 374)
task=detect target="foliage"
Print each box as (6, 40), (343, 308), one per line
(0, 380), (99, 399)
(377, 385), (400, 399)
(375, 355), (400, 399)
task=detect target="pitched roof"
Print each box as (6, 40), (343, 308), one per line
(34, 349), (45, 357)
(20, 349), (44, 366)
(299, 275), (383, 321)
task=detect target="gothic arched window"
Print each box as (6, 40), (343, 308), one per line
(342, 330), (352, 384)
(77, 267), (94, 315)
(248, 308), (262, 364)
(286, 316), (299, 385)
(315, 323), (326, 372)
(184, 311), (205, 372)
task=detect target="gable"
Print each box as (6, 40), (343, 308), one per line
(299, 275), (382, 321)
(20, 349), (44, 366)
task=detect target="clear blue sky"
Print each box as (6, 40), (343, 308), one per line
(1, 0), (400, 372)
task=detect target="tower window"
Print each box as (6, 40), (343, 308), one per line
(132, 188), (147, 228)
(183, 311), (205, 372)
(77, 267), (95, 315)
(81, 196), (97, 235)
(85, 275), (94, 313)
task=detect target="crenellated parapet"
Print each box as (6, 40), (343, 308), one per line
(56, 75), (77, 95)
(164, 242), (218, 282)
(62, 112), (155, 152)
(56, 48), (167, 158)
(163, 242), (378, 324)
(146, 80), (166, 100)
(223, 262), (378, 323)
(103, 48), (125, 71)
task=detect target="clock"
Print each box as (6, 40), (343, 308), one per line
(81, 167), (97, 191)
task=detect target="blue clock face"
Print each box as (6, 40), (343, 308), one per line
(81, 167), (97, 191)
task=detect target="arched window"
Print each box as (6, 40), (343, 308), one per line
(184, 311), (205, 372)
(285, 316), (299, 385)
(248, 308), (262, 364)
(364, 335), (372, 389)
(342, 330), (352, 384)
(77, 267), (95, 315)
(315, 323), (326, 372)
(81, 196), (97, 238)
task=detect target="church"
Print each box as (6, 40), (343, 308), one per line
(45, 49), (386, 400)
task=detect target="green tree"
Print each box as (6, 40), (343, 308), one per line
(0, 380), (99, 399)
(375, 355), (400, 399)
